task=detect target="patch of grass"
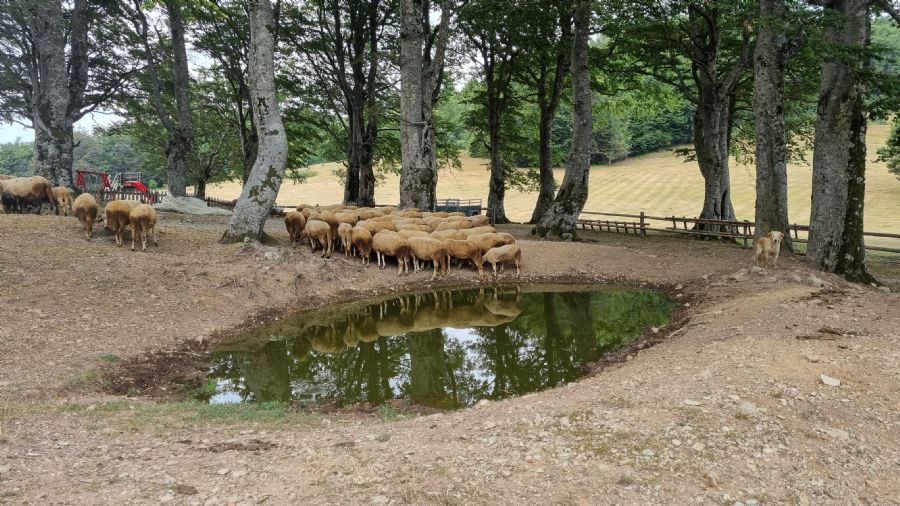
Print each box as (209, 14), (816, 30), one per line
(64, 368), (105, 391)
(375, 433), (391, 442)
(616, 473), (637, 486)
(377, 404), (399, 421)
(733, 409), (750, 420)
(183, 378), (218, 401)
(100, 354), (120, 363)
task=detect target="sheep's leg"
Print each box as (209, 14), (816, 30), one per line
(492, 262), (498, 277)
(515, 259), (520, 278)
(431, 259), (438, 280)
(142, 227), (148, 252)
(152, 225), (158, 246)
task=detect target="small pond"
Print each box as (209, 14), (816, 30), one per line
(204, 285), (675, 408)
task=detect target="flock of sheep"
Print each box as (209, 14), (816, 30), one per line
(285, 204), (523, 279)
(0, 174), (158, 252)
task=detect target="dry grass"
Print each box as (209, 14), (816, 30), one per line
(207, 123), (899, 238)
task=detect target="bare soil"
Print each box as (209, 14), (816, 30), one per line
(1, 213), (898, 505)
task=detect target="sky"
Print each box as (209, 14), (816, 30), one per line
(0, 111), (124, 144)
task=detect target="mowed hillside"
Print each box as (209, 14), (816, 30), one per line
(207, 123), (899, 233)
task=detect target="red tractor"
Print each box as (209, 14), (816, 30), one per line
(74, 170), (158, 203)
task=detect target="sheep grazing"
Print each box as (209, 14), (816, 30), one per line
(337, 222), (353, 257)
(398, 229), (430, 240)
(72, 193), (99, 240)
(434, 219), (473, 232)
(129, 203), (158, 252)
(409, 236), (447, 280)
(51, 187), (73, 216)
(0, 176), (57, 214)
(468, 214), (489, 227)
(483, 244), (522, 278)
(351, 226), (373, 265)
(430, 229), (467, 241)
(284, 211), (307, 247)
(460, 225), (496, 237)
(372, 231), (412, 276)
(444, 239), (484, 276)
(304, 219), (333, 257)
(467, 232), (516, 254)
(105, 200), (139, 246)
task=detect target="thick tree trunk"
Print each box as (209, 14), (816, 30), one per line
(358, 125), (376, 207)
(399, 0), (451, 211)
(486, 103), (508, 224)
(407, 330), (447, 407)
(807, 0), (873, 283)
(753, 0), (793, 251)
(30, 0), (72, 189)
(221, 0), (287, 243)
(536, 0), (592, 238)
(693, 95), (737, 228)
(530, 93), (557, 223)
(195, 178), (207, 200)
(164, 0), (194, 198)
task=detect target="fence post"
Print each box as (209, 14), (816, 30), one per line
(742, 222), (748, 248)
(640, 211), (646, 238)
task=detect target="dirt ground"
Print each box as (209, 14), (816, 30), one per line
(1, 213), (899, 505)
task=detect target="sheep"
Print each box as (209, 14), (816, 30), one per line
(398, 229), (430, 240)
(444, 239), (484, 275)
(430, 229), (467, 241)
(338, 222), (354, 257)
(51, 187), (73, 216)
(468, 214), (489, 227)
(0, 176), (57, 214)
(483, 244), (522, 278)
(409, 236), (447, 280)
(284, 211), (307, 247)
(460, 225), (496, 237)
(304, 219), (333, 257)
(434, 219), (473, 232)
(335, 212), (359, 226)
(372, 230), (412, 276)
(467, 232), (516, 254)
(105, 200), (139, 246)
(396, 223), (432, 233)
(351, 226), (373, 265)
(129, 203), (158, 252)
(72, 193), (99, 240)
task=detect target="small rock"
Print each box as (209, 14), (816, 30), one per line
(650, 327), (659, 334)
(372, 495), (389, 505)
(805, 355), (822, 363)
(683, 399), (701, 406)
(672, 439), (682, 447)
(173, 484), (198, 495)
(475, 399), (491, 407)
(216, 468), (229, 476)
(820, 375), (841, 387)
(808, 275), (826, 287)
(691, 442), (706, 451)
(0, 465), (11, 475)
(559, 416), (571, 428)
(735, 402), (759, 418)
(821, 427), (850, 443)
(750, 266), (766, 274)
(641, 449), (655, 457)
(877, 286), (891, 293)
(728, 269), (749, 281)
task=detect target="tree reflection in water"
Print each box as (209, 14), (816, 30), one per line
(207, 286), (674, 407)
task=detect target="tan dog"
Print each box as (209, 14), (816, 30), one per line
(754, 231), (785, 268)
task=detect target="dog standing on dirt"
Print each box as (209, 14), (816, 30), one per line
(754, 231), (785, 268)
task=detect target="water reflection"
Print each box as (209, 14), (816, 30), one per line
(208, 286), (675, 408)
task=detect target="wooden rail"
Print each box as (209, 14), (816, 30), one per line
(576, 210), (900, 254)
(91, 188), (165, 205)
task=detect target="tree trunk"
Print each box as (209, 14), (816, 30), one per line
(407, 330), (447, 407)
(30, 0), (72, 189)
(399, 0), (451, 212)
(358, 125), (377, 207)
(195, 178), (207, 200)
(486, 101), (508, 223)
(536, 0), (592, 238)
(807, 0), (873, 283)
(221, 0), (287, 243)
(530, 89), (557, 223)
(693, 94), (737, 228)
(753, 0), (792, 251)
(164, 0), (194, 198)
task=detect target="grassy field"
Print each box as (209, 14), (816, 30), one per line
(207, 123), (899, 236)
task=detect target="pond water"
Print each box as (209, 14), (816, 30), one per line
(205, 285), (675, 408)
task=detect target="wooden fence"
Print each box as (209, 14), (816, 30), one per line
(90, 187), (165, 205)
(576, 210), (900, 254)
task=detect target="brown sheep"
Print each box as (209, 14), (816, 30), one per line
(51, 187), (73, 216)
(398, 229), (430, 240)
(72, 193), (99, 240)
(129, 204), (158, 252)
(105, 200), (139, 246)
(459, 226), (496, 237)
(483, 244), (522, 278)
(0, 176), (57, 214)
(444, 239), (484, 275)
(372, 231), (412, 276)
(468, 232), (516, 254)
(468, 214), (489, 227)
(396, 223), (432, 233)
(0, 174), (15, 180)
(434, 219), (473, 232)
(304, 219), (333, 258)
(409, 236), (447, 280)
(338, 222), (353, 257)
(284, 211), (307, 247)
(351, 226), (373, 265)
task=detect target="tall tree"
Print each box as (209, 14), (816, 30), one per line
(536, 0), (592, 237)
(0, 0), (132, 188)
(604, 0), (754, 231)
(523, 1), (573, 224)
(753, 0), (799, 249)
(398, 0), (453, 211)
(459, 0), (524, 224)
(221, 0), (288, 242)
(806, 0), (900, 281)
(282, 0), (395, 206)
(127, 0), (195, 197)
(191, 0), (258, 184)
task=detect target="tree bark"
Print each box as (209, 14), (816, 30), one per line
(807, 0), (873, 283)
(486, 95), (508, 223)
(221, 0), (287, 243)
(753, 0), (793, 250)
(399, 0), (452, 211)
(30, 0), (72, 189)
(536, 0), (592, 238)
(693, 95), (737, 227)
(163, 0), (194, 198)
